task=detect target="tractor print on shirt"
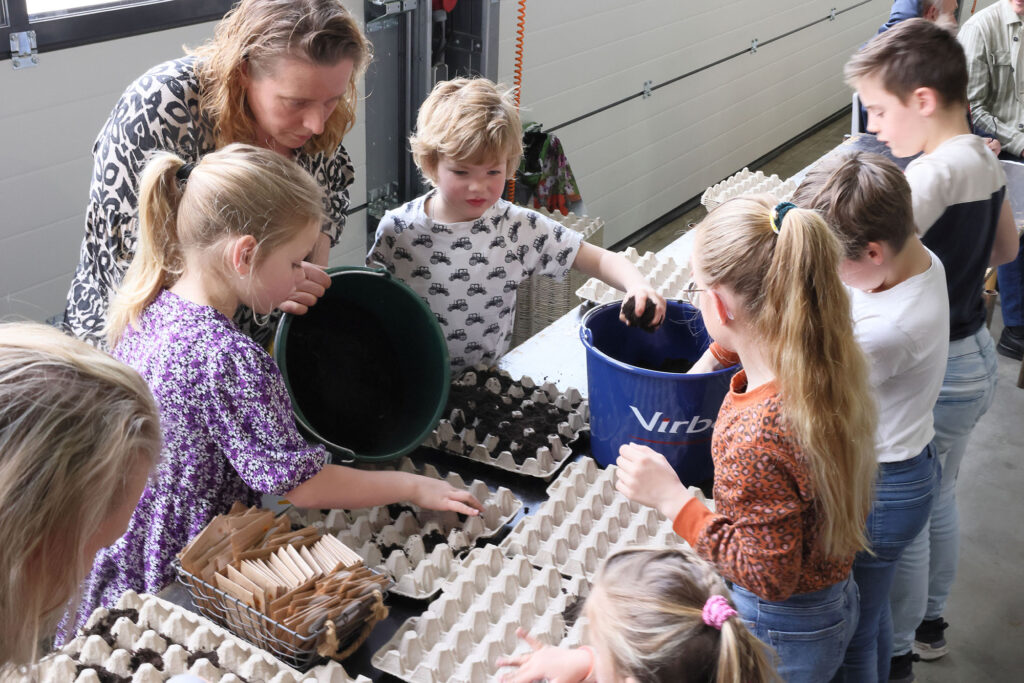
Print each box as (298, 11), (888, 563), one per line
(469, 252), (489, 266)
(483, 323), (501, 336)
(471, 219), (491, 234)
(430, 251), (452, 265)
(448, 299), (469, 312)
(393, 247), (413, 261)
(412, 234), (433, 248)
(516, 245), (529, 263)
(447, 329), (468, 342)
(452, 236), (473, 250)
(498, 306), (512, 318)
(527, 213), (538, 230)
(466, 313), (485, 325)
(431, 223), (454, 234)
(384, 234), (396, 249)
(450, 355), (465, 367)
(553, 224), (565, 242)
(467, 283), (487, 296)
(484, 295), (504, 309)
(429, 283), (450, 296)
(540, 253), (552, 268)
(487, 267), (507, 280)
(392, 217), (409, 234)
(489, 235), (507, 249)
(533, 234), (548, 252)
(435, 314), (449, 327)
(503, 280), (519, 293)
(411, 266), (432, 279)
(508, 221), (521, 243)
(449, 268), (471, 282)
(465, 341), (484, 353)
(556, 247), (573, 266)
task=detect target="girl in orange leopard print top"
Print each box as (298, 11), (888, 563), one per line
(617, 196), (878, 683)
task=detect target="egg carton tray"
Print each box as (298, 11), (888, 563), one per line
(287, 458), (522, 600)
(372, 546), (590, 683)
(700, 167), (798, 212)
(14, 591), (367, 683)
(423, 366), (589, 480)
(574, 247), (692, 306)
(498, 457), (709, 580)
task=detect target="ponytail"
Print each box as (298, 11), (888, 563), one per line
(588, 548), (781, 683)
(106, 154), (188, 347)
(696, 196), (877, 557)
(105, 143), (325, 349)
(717, 616), (778, 683)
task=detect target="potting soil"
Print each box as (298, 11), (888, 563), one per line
(284, 297), (405, 454)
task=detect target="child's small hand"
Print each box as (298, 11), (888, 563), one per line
(618, 286), (666, 330)
(410, 476), (484, 516)
(497, 629), (593, 683)
(280, 262), (331, 315)
(616, 443), (692, 520)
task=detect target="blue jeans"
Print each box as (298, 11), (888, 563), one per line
(889, 328), (998, 655)
(833, 444), (940, 682)
(997, 245), (1023, 327)
(732, 576), (858, 683)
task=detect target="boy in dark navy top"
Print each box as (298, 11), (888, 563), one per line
(846, 18), (1019, 683)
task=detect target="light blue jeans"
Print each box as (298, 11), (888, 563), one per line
(832, 444), (940, 682)
(889, 327), (998, 656)
(732, 576), (859, 683)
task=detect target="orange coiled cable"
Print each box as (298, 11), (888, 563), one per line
(505, 0), (527, 202)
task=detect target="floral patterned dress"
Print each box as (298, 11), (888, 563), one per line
(62, 57), (355, 348)
(67, 290), (327, 637)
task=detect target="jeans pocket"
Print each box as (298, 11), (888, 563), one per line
(767, 618), (850, 683)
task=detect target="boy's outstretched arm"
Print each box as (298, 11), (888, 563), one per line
(286, 465), (484, 514)
(571, 242), (667, 326)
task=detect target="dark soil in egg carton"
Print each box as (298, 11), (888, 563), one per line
(445, 374), (578, 465)
(75, 608), (238, 680)
(378, 528), (464, 559)
(561, 595), (584, 629)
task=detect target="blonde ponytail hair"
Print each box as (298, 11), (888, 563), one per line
(695, 195), (877, 557)
(106, 143), (325, 347)
(587, 548), (780, 683)
(0, 323), (161, 667)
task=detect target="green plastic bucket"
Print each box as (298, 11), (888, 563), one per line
(274, 266), (450, 462)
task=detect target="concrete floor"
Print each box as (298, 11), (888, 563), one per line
(632, 117), (1024, 681)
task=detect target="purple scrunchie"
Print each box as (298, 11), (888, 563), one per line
(702, 594), (737, 630)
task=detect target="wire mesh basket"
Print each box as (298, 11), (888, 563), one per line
(172, 559), (391, 671)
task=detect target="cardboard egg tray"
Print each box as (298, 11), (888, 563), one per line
(700, 167), (798, 212)
(423, 366), (589, 479)
(287, 458), (523, 600)
(372, 546), (590, 683)
(574, 247), (692, 305)
(15, 591), (368, 683)
(498, 457), (710, 580)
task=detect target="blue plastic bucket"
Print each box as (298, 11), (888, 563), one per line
(580, 300), (737, 485)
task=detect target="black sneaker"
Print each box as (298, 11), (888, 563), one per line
(913, 617), (949, 660)
(889, 651), (919, 683)
(997, 325), (1024, 361)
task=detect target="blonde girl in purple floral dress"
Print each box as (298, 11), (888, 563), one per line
(64, 144), (482, 638)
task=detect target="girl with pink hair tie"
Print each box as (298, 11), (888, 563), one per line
(498, 548), (780, 683)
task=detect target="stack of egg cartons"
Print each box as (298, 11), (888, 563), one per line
(701, 167), (798, 212)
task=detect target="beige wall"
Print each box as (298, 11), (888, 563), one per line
(2, 0), (908, 322)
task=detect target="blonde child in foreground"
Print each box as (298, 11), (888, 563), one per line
(498, 548), (780, 683)
(65, 144), (482, 638)
(617, 197), (878, 682)
(0, 323), (162, 667)
(369, 78), (666, 372)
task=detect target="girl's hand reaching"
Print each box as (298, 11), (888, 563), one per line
(497, 629), (594, 683)
(618, 284), (667, 330)
(410, 475), (484, 516)
(280, 262), (331, 315)
(616, 443), (692, 520)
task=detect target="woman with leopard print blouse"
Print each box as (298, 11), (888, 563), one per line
(63, 0), (371, 347)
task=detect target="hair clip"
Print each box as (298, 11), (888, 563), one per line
(769, 201), (796, 234)
(702, 594), (737, 630)
(176, 162), (196, 182)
